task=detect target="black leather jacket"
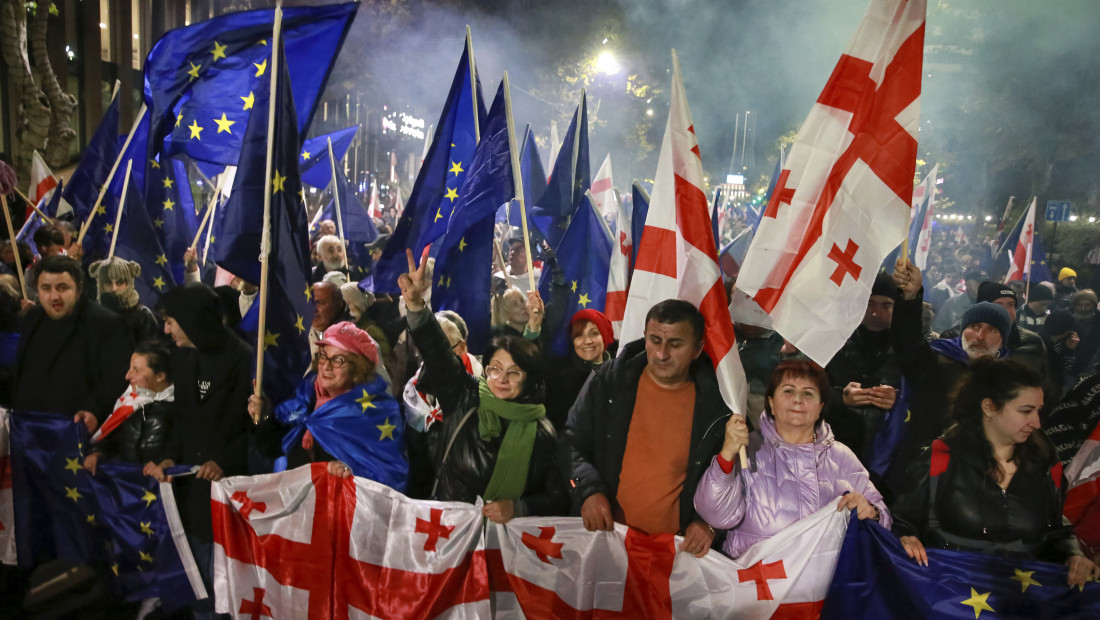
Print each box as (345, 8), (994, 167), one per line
(408, 307), (567, 518)
(96, 400), (176, 464)
(892, 434), (1079, 563)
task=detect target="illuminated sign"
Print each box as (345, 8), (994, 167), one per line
(382, 109), (426, 141)
(726, 174), (745, 185)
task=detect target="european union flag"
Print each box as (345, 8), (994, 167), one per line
(9, 410), (204, 611)
(537, 193), (612, 357)
(17, 185), (64, 258)
(630, 180), (650, 276)
(144, 3), (357, 166)
(368, 34), (484, 294)
(300, 125), (359, 188)
(213, 39), (314, 404)
(431, 81), (512, 354)
(821, 511), (1100, 619)
(314, 163), (379, 277)
(64, 98), (122, 264)
(508, 126), (547, 227)
(533, 94), (590, 249)
(1029, 234), (1053, 284)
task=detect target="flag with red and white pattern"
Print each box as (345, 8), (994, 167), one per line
(0, 408), (15, 566)
(734, 0), (926, 364)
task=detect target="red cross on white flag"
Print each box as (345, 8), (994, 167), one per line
(1004, 197), (1037, 283)
(619, 49), (748, 416)
(734, 0), (926, 365)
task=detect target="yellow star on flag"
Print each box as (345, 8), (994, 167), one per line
(95, 204), (107, 216)
(150, 158), (161, 169)
(264, 330), (279, 350)
(449, 161), (463, 176)
(65, 487), (82, 502)
(141, 490), (157, 507)
(253, 58), (267, 77)
(1011, 569), (1040, 592)
(356, 389), (376, 412)
(139, 551), (153, 563)
(960, 588), (994, 618)
(434, 208), (443, 222)
(153, 218), (164, 229)
(163, 198), (175, 211)
(187, 119), (204, 140)
(153, 277), (166, 290)
(272, 170), (286, 193)
(187, 61), (201, 80)
(104, 223), (114, 234)
(444, 187), (459, 202)
(65, 457), (81, 474)
(213, 113), (235, 134)
(578, 293), (591, 307)
(305, 285), (312, 302)
(86, 514), (96, 524)
(377, 417), (396, 441)
(301, 150), (311, 160)
(155, 254), (168, 266)
(570, 280), (577, 293)
(241, 91), (255, 110)
(294, 314), (306, 334)
(259, 39), (267, 46)
(211, 41), (227, 61)
(458, 237), (468, 252)
(175, 112), (183, 127)
(111, 564), (119, 576)
(140, 521), (154, 537)
(162, 176), (174, 189)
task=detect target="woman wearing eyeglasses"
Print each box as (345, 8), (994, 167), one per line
(247, 321), (409, 492)
(398, 250), (567, 522)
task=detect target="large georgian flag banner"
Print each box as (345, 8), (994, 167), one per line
(733, 0), (926, 365)
(212, 465), (853, 618)
(619, 49), (748, 416)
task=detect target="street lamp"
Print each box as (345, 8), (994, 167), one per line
(595, 51), (621, 76)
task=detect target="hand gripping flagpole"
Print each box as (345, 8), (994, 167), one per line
(77, 104), (148, 244)
(502, 72), (536, 293)
(106, 158), (134, 259)
(326, 137), (350, 270)
(254, 3), (284, 398)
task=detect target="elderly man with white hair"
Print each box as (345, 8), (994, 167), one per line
(312, 234), (349, 282)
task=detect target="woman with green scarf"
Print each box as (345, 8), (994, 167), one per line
(399, 250), (568, 522)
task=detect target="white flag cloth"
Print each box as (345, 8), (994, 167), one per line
(0, 408), (15, 566)
(1004, 197), (1037, 283)
(619, 50), (748, 416)
(734, 0), (926, 365)
(212, 464), (489, 619)
(604, 186), (634, 338)
(489, 501), (850, 619)
(591, 154), (616, 218)
(911, 164), (938, 269)
(27, 150), (67, 218)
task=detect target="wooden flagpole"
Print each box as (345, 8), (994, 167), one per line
(502, 72), (536, 293)
(254, 3), (284, 398)
(190, 184), (222, 251)
(13, 188), (55, 224)
(106, 159), (133, 259)
(77, 104), (148, 244)
(326, 137), (350, 270)
(0, 195), (27, 299)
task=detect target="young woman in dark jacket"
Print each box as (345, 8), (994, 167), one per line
(82, 340), (176, 473)
(893, 358), (1099, 587)
(399, 250), (567, 522)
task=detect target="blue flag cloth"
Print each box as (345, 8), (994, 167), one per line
(431, 82), (513, 354)
(17, 185), (63, 258)
(299, 125), (359, 188)
(9, 409), (203, 611)
(533, 95), (590, 249)
(144, 2), (356, 167)
(64, 94), (121, 263)
(368, 38), (484, 294)
(867, 379), (911, 478)
(312, 164), (379, 277)
(513, 126), (547, 227)
(630, 181), (650, 275)
(538, 194), (612, 357)
(821, 510), (1100, 619)
(112, 169), (178, 308)
(1029, 234), (1054, 284)
(213, 39), (314, 404)
(274, 374), (408, 493)
(718, 226), (754, 279)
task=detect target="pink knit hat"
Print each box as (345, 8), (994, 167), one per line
(320, 321), (379, 366)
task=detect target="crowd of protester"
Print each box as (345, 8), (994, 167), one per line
(1, 213), (1099, 618)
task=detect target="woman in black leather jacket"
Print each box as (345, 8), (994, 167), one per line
(399, 250), (567, 522)
(82, 340), (176, 473)
(892, 358), (1099, 587)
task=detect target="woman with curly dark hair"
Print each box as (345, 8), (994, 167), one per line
(892, 358), (1099, 587)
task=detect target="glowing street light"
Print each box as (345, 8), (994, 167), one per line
(595, 50), (621, 76)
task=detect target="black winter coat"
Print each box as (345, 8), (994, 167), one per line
(409, 307), (567, 517)
(560, 338), (729, 534)
(825, 326), (901, 462)
(96, 400), (176, 464)
(892, 434), (1079, 563)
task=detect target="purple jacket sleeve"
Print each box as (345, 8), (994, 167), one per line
(693, 456), (747, 531)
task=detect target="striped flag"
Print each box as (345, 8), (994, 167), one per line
(619, 50), (748, 417)
(26, 151), (59, 220)
(591, 153), (616, 218)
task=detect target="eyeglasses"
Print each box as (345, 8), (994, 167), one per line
(486, 365), (525, 383)
(315, 351), (350, 369)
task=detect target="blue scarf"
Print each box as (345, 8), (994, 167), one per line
(928, 336), (1008, 364)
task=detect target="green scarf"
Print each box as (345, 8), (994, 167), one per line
(477, 378), (546, 501)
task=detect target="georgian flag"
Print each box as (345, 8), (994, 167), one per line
(1003, 197), (1037, 283)
(591, 154), (616, 218)
(619, 50), (748, 417)
(212, 463), (489, 619)
(26, 150), (60, 219)
(733, 0), (926, 365)
(604, 192), (633, 338)
(489, 501), (851, 618)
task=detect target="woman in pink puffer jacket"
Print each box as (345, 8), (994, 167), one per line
(694, 360), (891, 558)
